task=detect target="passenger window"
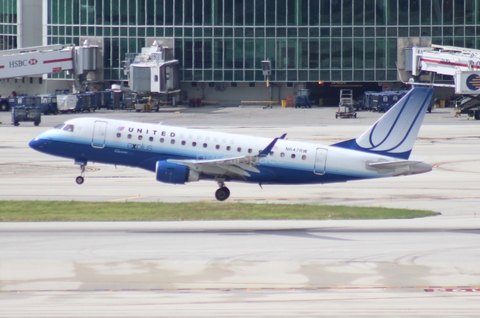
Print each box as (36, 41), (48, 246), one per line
(280, 152), (285, 157)
(128, 134), (132, 139)
(248, 148), (252, 154)
(226, 146), (231, 151)
(269, 151), (274, 156)
(182, 141), (186, 145)
(302, 155), (307, 160)
(171, 139), (175, 144)
(291, 154), (296, 159)
(117, 133), (121, 138)
(149, 136), (154, 142)
(138, 135), (143, 140)
(203, 143), (208, 148)
(192, 142), (197, 147)
(160, 138), (164, 143)
(215, 145), (220, 150)
(237, 147), (241, 152)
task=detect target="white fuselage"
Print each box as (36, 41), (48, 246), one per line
(30, 117), (429, 186)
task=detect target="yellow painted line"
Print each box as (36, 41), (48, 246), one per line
(108, 196), (145, 202)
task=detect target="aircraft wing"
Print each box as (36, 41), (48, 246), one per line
(368, 160), (432, 176)
(168, 134), (286, 179)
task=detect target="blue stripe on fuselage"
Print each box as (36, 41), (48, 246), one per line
(29, 138), (366, 185)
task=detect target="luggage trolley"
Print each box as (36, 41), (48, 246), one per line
(336, 89), (357, 118)
(12, 106), (41, 126)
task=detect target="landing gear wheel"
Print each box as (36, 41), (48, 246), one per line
(75, 163), (86, 185)
(215, 187), (230, 201)
(75, 176), (84, 184)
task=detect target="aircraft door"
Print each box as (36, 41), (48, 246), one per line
(92, 120), (107, 148)
(314, 148), (328, 175)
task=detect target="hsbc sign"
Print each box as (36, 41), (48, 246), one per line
(9, 58), (38, 68)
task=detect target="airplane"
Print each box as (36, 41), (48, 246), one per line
(29, 86), (433, 201)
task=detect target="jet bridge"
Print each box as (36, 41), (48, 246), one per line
(125, 40), (180, 96)
(406, 44), (480, 118)
(0, 40), (100, 93)
(408, 44), (480, 94)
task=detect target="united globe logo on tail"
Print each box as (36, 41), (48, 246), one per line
(332, 87), (433, 159)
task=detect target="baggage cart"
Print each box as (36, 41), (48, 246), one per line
(11, 106), (41, 126)
(294, 89), (312, 108)
(56, 94), (77, 113)
(38, 94), (59, 115)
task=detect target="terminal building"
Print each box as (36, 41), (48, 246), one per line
(0, 0), (475, 105)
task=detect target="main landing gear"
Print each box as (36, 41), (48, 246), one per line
(215, 178), (230, 201)
(75, 163), (86, 185)
(215, 187), (230, 201)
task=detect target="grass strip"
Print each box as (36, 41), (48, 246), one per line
(0, 201), (439, 222)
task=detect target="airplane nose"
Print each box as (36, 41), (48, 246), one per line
(29, 137), (46, 150)
(29, 138), (40, 149)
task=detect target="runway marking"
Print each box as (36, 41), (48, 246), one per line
(434, 159), (480, 173)
(230, 197), (312, 202)
(425, 288), (480, 293)
(3, 286), (480, 293)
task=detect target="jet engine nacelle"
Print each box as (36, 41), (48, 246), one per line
(155, 160), (200, 184)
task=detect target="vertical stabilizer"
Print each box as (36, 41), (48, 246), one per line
(332, 87), (433, 159)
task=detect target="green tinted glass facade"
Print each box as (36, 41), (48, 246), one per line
(0, 0), (17, 50)
(46, 0), (480, 82)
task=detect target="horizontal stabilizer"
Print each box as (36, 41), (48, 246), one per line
(368, 160), (432, 176)
(368, 160), (423, 168)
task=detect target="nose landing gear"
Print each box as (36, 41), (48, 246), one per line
(75, 175), (84, 185)
(75, 162), (86, 185)
(215, 178), (230, 201)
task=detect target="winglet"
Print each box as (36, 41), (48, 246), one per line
(258, 133), (287, 158)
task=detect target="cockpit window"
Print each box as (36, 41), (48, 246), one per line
(54, 123), (66, 130)
(63, 124), (74, 132)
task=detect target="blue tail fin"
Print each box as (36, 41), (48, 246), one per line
(332, 87), (433, 159)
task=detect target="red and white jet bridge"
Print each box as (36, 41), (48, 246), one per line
(407, 44), (480, 95)
(0, 41), (99, 92)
